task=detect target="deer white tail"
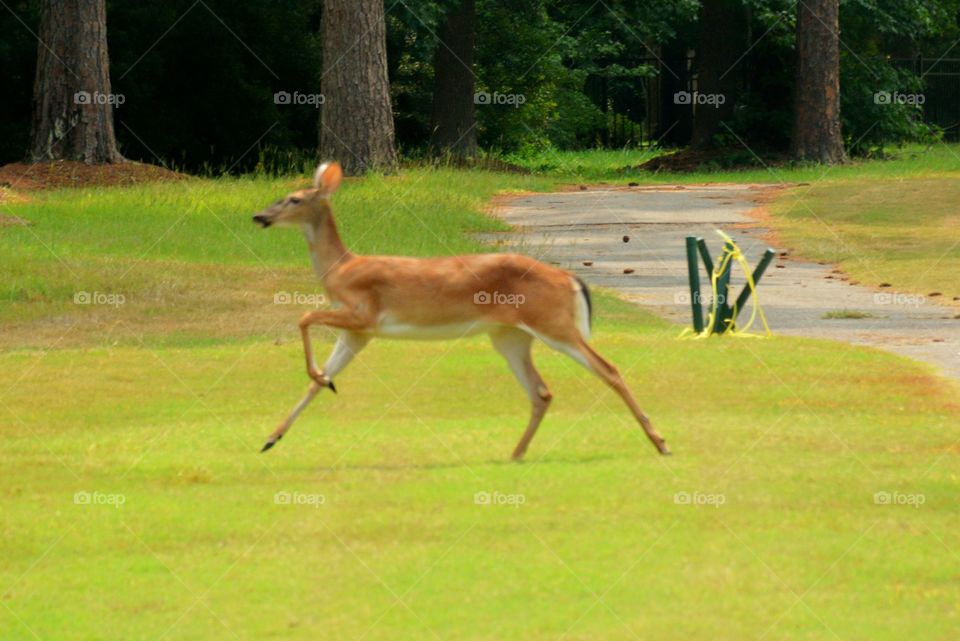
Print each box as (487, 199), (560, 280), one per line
(572, 276), (592, 341)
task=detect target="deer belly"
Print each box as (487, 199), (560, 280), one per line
(373, 313), (495, 340)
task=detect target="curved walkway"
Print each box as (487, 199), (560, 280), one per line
(486, 186), (960, 380)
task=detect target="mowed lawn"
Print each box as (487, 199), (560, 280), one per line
(2, 161), (959, 640)
(771, 175), (960, 300)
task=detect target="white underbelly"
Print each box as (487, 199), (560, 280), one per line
(372, 315), (496, 340)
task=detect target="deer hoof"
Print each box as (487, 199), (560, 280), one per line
(261, 435), (282, 452)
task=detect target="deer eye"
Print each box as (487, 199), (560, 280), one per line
(288, 197), (302, 205)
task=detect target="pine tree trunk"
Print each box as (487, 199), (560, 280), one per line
(791, 0), (847, 163)
(320, 0), (397, 176)
(690, 0), (746, 148)
(428, 0), (477, 161)
(29, 0), (123, 163)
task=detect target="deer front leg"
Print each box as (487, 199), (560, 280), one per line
(262, 330), (372, 452)
(299, 309), (373, 388)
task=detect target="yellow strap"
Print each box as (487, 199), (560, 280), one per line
(680, 230), (771, 339)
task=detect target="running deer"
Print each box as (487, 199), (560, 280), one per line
(252, 162), (670, 458)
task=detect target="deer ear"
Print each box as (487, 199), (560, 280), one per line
(313, 162), (343, 194)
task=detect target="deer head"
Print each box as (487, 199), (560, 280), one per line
(252, 162), (343, 229)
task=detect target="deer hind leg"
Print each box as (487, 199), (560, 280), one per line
(262, 330), (370, 452)
(536, 331), (669, 456)
(490, 328), (553, 460)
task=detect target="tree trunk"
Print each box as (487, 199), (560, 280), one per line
(320, 0), (397, 175)
(29, 0), (123, 163)
(656, 41), (693, 146)
(791, 0), (847, 163)
(428, 0), (477, 161)
(691, 0), (747, 148)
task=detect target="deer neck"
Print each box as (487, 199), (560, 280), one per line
(302, 210), (351, 280)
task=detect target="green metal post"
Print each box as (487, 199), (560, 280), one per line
(685, 236), (704, 333)
(712, 241), (734, 334)
(733, 248), (776, 320)
(696, 237), (714, 276)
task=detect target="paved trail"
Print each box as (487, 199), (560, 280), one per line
(485, 185), (960, 380)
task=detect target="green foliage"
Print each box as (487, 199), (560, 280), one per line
(841, 58), (941, 155)
(2, 0), (960, 165)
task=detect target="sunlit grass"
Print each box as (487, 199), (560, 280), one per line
(2, 295), (958, 641)
(771, 176), (960, 299)
(3, 148), (960, 640)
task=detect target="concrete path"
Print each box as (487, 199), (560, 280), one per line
(484, 185), (960, 380)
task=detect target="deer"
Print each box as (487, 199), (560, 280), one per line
(252, 162), (670, 459)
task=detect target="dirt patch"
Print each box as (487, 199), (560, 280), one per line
(735, 188), (789, 250)
(0, 160), (188, 191)
(626, 149), (789, 173)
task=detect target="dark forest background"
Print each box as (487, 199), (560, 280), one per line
(2, 0), (959, 173)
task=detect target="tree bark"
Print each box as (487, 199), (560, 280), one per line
(320, 0), (397, 175)
(29, 0), (123, 163)
(656, 41), (693, 146)
(691, 0), (747, 148)
(428, 0), (477, 160)
(791, 0), (847, 163)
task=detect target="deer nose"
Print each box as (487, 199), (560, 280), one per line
(252, 214), (271, 228)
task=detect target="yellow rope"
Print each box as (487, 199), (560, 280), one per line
(680, 230), (771, 339)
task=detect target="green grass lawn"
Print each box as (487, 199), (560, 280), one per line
(771, 175), (960, 300)
(2, 152), (959, 640)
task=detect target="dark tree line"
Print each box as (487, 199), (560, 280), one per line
(4, 0), (959, 173)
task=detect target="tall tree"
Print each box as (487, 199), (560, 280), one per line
(320, 0), (397, 175)
(29, 0), (122, 163)
(791, 0), (847, 163)
(690, 0), (747, 148)
(428, 0), (477, 160)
